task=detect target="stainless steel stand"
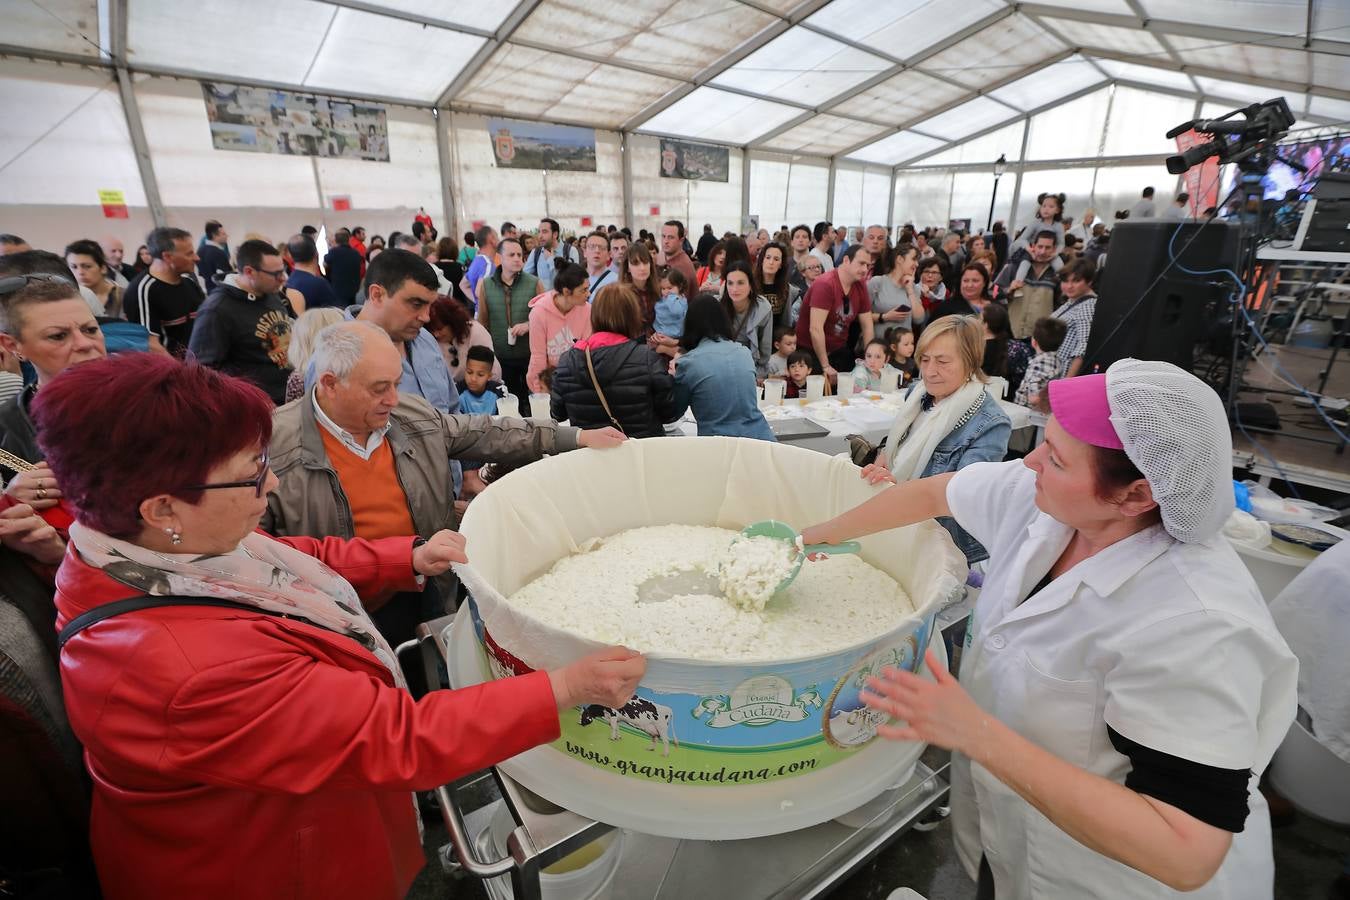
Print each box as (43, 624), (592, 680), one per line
(417, 613), (963, 900)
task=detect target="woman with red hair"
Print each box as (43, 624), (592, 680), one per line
(37, 353), (644, 900)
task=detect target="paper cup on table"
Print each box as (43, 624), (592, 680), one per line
(805, 375), (826, 403)
(836, 372), (855, 397)
(529, 393), (553, 419)
(880, 368), (900, 393)
(496, 394), (520, 418)
(763, 378), (786, 406)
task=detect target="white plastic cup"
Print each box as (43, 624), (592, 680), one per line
(529, 392), (553, 419)
(496, 394), (520, 418)
(836, 372), (855, 397)
(506, 330), (517, 346)
(880, 368), (900, 393)
(805, 374), (826, 403)
(763, 379), (786, 406)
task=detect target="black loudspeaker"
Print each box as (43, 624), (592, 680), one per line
(1084, 220), (1240, 373)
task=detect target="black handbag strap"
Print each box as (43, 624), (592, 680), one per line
(58, 595), (264, 651)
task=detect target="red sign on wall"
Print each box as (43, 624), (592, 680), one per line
(331, 195), (352, 212)
(649, 204), (660, 217)
(471, 220), (486, 231)
(580, 216), (593, 227)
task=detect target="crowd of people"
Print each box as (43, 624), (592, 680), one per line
(4, 185), (1285, 900)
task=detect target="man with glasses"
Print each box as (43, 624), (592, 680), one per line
(125, 226), (203, 357)
(189, 239), (294, 405)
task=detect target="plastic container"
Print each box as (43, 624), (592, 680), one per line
(451, 437), (968, 840)
(879, 369), (900, 393)
(497, 394), (520, 418)
(485, 802), (624, 900)
(530, 393), (553, 420)
(836, 372), (855, 397)
(1268, 717), (1350, 825)
(805, 375), (826, 403)
(763, 379), (786, 406)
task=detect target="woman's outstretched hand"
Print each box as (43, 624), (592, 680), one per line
(550, 647), (647, 711)
(860, 648), (991, 756)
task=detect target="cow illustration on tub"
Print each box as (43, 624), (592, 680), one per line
(580, 697), (679, 757)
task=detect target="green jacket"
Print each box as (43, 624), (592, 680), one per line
(478, 270), (539, 362)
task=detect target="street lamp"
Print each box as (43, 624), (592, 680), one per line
(986, 154), (1007, 232)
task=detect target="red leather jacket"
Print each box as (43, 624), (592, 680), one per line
(54, 533), (560, 900)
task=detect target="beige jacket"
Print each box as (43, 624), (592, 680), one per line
(263, 389), (579, 545)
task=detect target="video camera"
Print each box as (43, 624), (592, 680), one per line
(1165, 98), (1296, 175)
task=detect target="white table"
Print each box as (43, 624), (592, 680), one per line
(674, 393), (1035, 457)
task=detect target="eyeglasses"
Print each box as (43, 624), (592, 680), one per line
(0, 272), (75, 297)
(182, 450), (270, 498)
(257, 268), (287, 279)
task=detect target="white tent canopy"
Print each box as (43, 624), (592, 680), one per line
(2, 0), (1348, 248)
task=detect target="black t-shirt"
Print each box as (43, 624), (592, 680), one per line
(124, 271), (203, 357)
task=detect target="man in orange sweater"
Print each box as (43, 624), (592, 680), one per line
(263, 321), (622, 674)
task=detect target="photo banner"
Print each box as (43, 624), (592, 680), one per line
(203, 83), (390, 161)
(1174, 129), (1220, 216)
(659, 138), (729, 182)
(488, 117), (597, 172)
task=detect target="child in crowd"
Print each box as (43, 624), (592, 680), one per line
(1014, 316), (1068, 409)
(455, 345), (504, 498)
(851, 338), (899, 392)
(887, 327), (918, 382)
(766, 326), (796, 376)
(456, 345), (503, 414)
(783, 350), (814, 398)
(654, 267), (689, 339)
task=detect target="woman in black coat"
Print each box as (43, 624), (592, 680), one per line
(551, 284), (678, 438)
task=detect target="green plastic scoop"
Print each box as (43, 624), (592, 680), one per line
(737, 519), (862, 597)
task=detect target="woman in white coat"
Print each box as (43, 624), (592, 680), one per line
(802, 359), (1297, 899)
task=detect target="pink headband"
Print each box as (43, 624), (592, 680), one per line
(1047, 373), (1125, 450)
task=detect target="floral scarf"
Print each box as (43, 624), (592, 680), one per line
(68, 522), (404, 687)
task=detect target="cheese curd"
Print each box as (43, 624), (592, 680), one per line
(718, 534), (798, 612)
(505, 525), (914, 661)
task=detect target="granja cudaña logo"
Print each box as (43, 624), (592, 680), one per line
(694, 674), (823, 728)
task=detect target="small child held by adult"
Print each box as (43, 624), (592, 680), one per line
(850, 338), (900, 392)
(887, 327), (917, 383)
(650, 267), (688, 358)
(1013, 316), (1067, 409)
(766, 326), (796, 377)
(783, 350), (814, 399)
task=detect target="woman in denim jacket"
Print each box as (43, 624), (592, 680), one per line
(859, 316), (1010, 562)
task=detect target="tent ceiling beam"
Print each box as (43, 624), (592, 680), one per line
(748, 6), (1023, 149)
(831, 47), (1079, 163)
(619, 0), (835, 133)
(320, 0), (494, 39)
(435, 0), (544, 108)
(1014, 3), (1350, 58)
(901, 76), (1113, 168)
(1083, 48), (1350, 101)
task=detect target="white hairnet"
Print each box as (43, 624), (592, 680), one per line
(1106, 358), (1234, 544)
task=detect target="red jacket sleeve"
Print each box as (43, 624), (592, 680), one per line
(267, 533), (420, 607)
(162, 652), (560, 793)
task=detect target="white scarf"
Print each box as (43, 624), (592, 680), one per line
(68, 522), (405, 688)
(882, 376), (991, 482)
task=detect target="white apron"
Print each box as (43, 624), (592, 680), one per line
(944, 461), (1298, 900)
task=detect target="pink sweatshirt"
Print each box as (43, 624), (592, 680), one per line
(527, 290), (593, 393)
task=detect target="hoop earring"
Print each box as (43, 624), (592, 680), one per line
(164, 527), (182, 546)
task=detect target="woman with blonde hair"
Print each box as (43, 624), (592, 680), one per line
(282, 307), (345, 402)
(855, 315), (1010, 562)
